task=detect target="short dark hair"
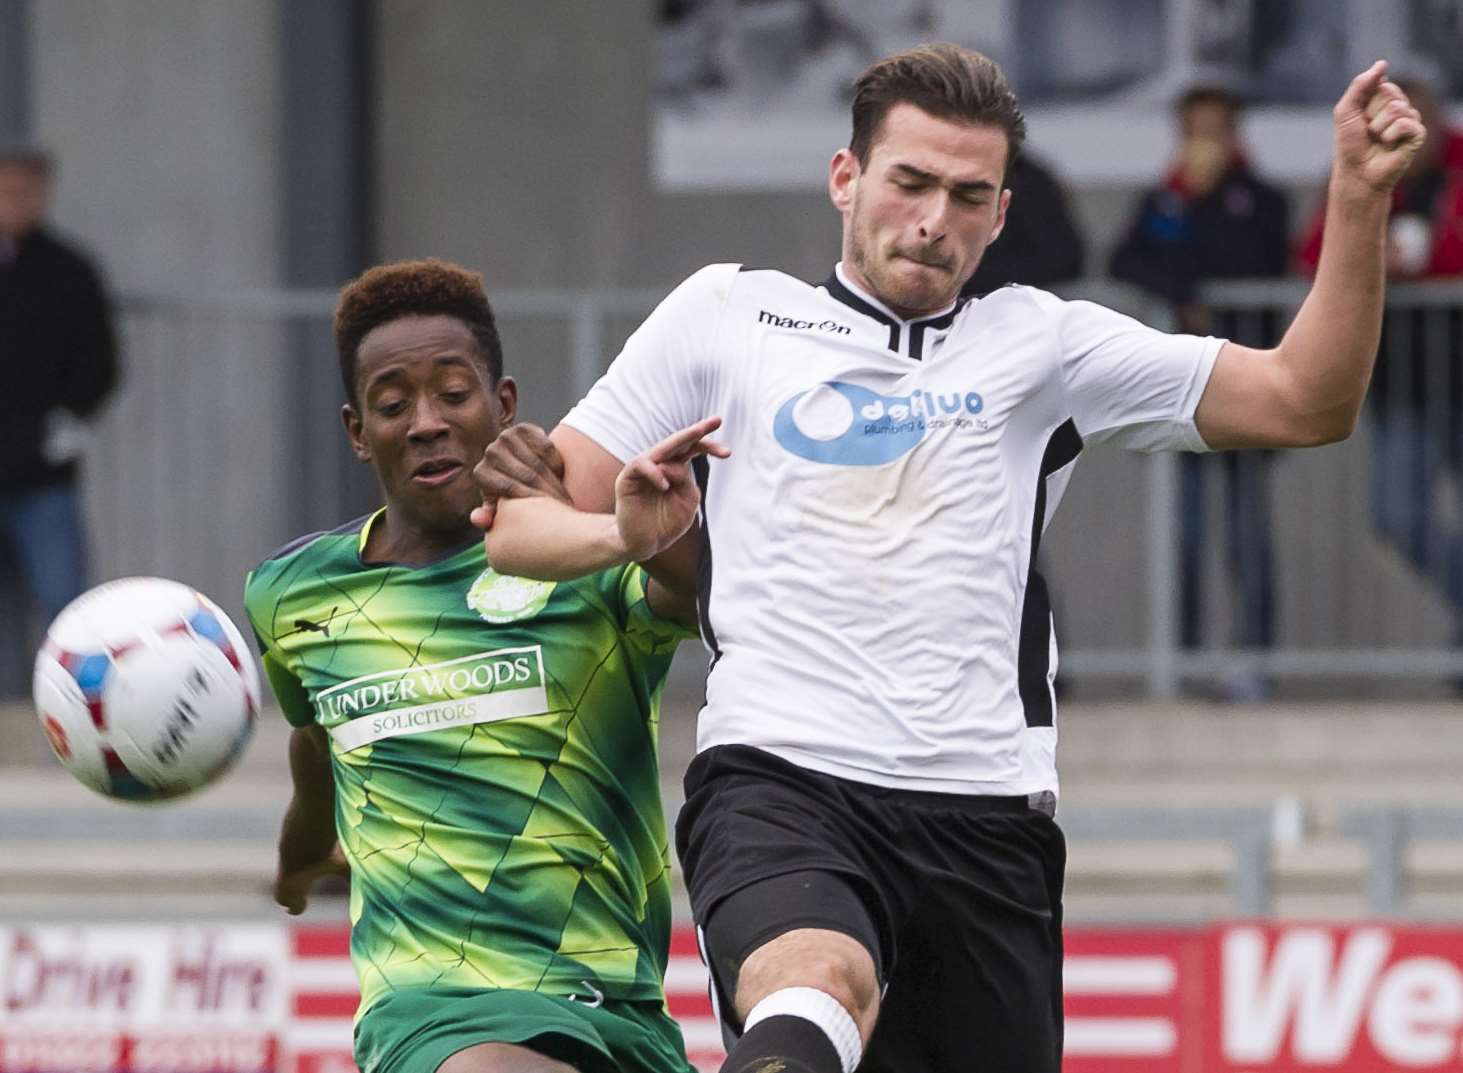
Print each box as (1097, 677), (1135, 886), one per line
(1177, 85), (1244, 120)
(334, 258), (504, 405)
(849, 43), (1026, 170)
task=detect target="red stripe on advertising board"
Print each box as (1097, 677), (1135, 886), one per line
(1064, 1053), (1179, 1073)
(667, 990), (715, 1018)
(670, 926), (702, 958)
(294, 928), (351, 959)
(295, 992), (361, 1019)
(1062, 931), (1195, 1071)
(1065, 993), (1179, 1018)
(1064, 929), (1194, 957)
(295, 1054), (359, 1073)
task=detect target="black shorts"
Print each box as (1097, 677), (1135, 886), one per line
(675, 745), (1066, 1073)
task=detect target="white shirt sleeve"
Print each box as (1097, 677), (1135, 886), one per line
(559, 263), (736, 462)
(1053, 296), (1223, 452)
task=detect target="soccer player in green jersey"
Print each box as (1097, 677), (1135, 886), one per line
(244, 259), (723, 1073)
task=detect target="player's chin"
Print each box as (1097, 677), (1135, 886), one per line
(889, 265), (958, 309)
(402, 473), (476, 517)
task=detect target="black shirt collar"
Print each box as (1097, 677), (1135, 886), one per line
(821, 263), (966, 358)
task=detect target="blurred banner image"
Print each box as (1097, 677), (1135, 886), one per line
(654, 0), (1463, 187)
(7, 921), (1463, 1073)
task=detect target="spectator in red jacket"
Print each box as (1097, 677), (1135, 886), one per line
(1298, 78), (1463, 277)
(1299, 75), (1463, 636)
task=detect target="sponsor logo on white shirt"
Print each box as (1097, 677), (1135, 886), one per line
(773, 380), (987, 465)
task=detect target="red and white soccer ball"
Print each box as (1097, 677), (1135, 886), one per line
(32, 577), (261, 802)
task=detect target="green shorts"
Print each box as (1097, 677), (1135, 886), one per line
(353, 987), (696, 1073)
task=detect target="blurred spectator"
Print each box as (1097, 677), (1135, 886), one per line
(1110, 86), (1290, 700)
(0, 146), (117, 638)
(1298, 74), (1463, 637)
(961, 151), (1086, 296)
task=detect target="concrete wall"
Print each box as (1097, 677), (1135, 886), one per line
(31, 1), (282, 293)
(374, 1), (839, 291)
(27, 0), (294, 635)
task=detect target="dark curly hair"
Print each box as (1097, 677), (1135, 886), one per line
(334, 258), (504, 405)
(850, 44), (1026, 172)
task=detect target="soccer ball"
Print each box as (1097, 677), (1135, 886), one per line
(32, 577), (261, 802)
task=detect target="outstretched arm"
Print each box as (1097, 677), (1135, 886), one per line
(1195, 62), (1425, 449)
(478, 419), (728, 619)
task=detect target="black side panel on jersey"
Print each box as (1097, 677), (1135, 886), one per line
(692, 455), (723, 668)
(1017, 420), (1083, 727)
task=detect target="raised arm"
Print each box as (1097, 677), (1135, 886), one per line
(476, 419), (728, 622)
(1195, 62), (1425, 449)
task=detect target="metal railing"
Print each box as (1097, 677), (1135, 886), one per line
(1061, 803), (1279, 917)
(79, 278), (1463, 700)
(11, 791), (1457, 921)
(1340, 805), (1463, 917)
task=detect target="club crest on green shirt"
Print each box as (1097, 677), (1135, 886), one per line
(468, 568), (556, 623)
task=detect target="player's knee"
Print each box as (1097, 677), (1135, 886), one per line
(796, 950), (879, 1029)
(735, 929), (879, 1040)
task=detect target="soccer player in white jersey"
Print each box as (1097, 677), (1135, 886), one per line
(471, 44), (1424, 1073)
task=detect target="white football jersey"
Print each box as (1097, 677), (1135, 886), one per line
(563, 263), (1221, 796)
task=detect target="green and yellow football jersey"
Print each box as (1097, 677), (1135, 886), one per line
(243, 510), (692, 1020)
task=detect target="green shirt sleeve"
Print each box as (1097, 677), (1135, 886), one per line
(244, 568), (317, 728)
(260, 645), (315, 727)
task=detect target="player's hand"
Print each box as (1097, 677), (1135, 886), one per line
(471, 424), (571, 531)
(615, 417), (730, 561)
(1332, 61), (1426, 194)
(274, 843), (350, 916)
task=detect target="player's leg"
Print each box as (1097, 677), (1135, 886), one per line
(703, 871), (880, 1073)
(861, 805), (1066, 1073)
(437, 1042), (580, 1073)
(675, 747), (895, 1073)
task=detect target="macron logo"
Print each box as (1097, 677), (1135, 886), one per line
(758, 309), (851, 335)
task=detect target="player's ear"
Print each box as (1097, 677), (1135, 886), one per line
(987, 187), (1012, 246)
(494, 376), (518, 427)
(341, 403), (371, 462)
(829, 148), (860, 214)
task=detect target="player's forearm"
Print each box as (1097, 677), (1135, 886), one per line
(278, 795), (338, 875)
(1272, 177), (1390, 440)
(278, 727), (337, 873)
(484, 496), (631, 580)
(640, 526), (704, 627)
(642, 525), (701, 602)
